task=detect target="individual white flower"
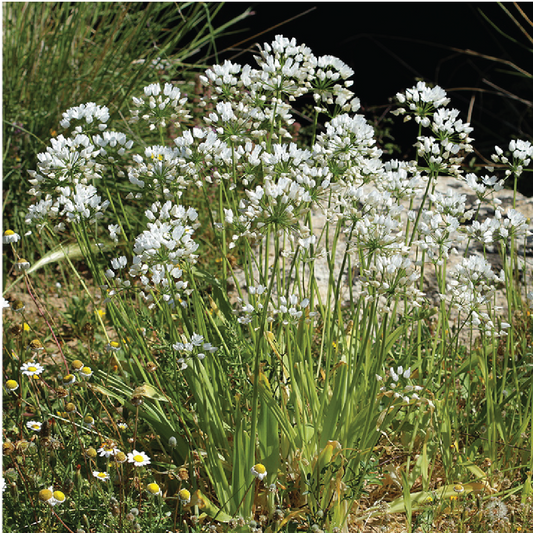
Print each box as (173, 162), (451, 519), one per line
(20, 362), (44, 377)
(92, 471), (110, 482)
(127, 450), (151, 467)
(79, 366), (93, 377)
(111, 256), (128, 270)
(108, 224), (121, 242)
(15, 258), (31, 271)
(26, 421), (42, 432)
(62, 374), (76, 385)
(251, 463), (267, 481)
(3, 230), (20, 244)
(98, 443), (119, 457)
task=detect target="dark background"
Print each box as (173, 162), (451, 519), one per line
(209, 2), (533, 192)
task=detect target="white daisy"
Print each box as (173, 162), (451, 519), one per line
(127, 450), (151, 467)
(20, 362), (44, 377)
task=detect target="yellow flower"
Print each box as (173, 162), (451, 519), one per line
(38, 488), (53, 503)
(71, 360), (84, 372)
(62, 374), (76, 385)
(86, 447), (98, 459)
(39, 486), (65, 506)
(28, 339), (44, 351)
(106, 341), (121, 352)
(114, 451), (127, 464)
(6, 380), (19, 391)
(147, 482), (162, 496)
(52, 490), (66, 505)
(79, 366), (93, 377)
(453, 483), (464, 494)
(178, 488), (191, 504)
(11, 300), (25, 313)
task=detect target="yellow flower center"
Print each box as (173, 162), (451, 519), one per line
(39, 489), (52, 501)
(147, 483), (160, 494)
(4, 230), (14, 236)
(98, 472), (107, 478)
(133, 454), (144, 463)
(179, 489), (190, 501)
(115, 452), (126, 462)
(254, 463), (266, 474)
(81, 367), (92, 375)
(28, 366), (37, 372)
(53, 490), (65, 502)
(6, 380), (18, 390)
(86, 447), (97, 458)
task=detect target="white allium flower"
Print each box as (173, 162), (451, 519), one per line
(60, 102), (110, 129)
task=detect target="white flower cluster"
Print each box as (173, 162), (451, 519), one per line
(131, 82), (191, 130)
(394, 81), (450, 121)
(394, 82), (474, 175)
(272, 294), (314, 325)
(234, 284), (267, 325)
(376, 366), (430, 405)
(492, 139), (533, 178)
(26, 104), (133, 228)
(447, 255), (510, 336)
(60, 102), (110, 129)
(462, 173), (505, 201)
(172, 332), (218, 370)
(105, 201), (199, 307)
(464, 205), (531, 250)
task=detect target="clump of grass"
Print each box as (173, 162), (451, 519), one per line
(3, 32), (533, 533)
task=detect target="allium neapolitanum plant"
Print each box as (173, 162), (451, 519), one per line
(3, 35), (533, 532)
